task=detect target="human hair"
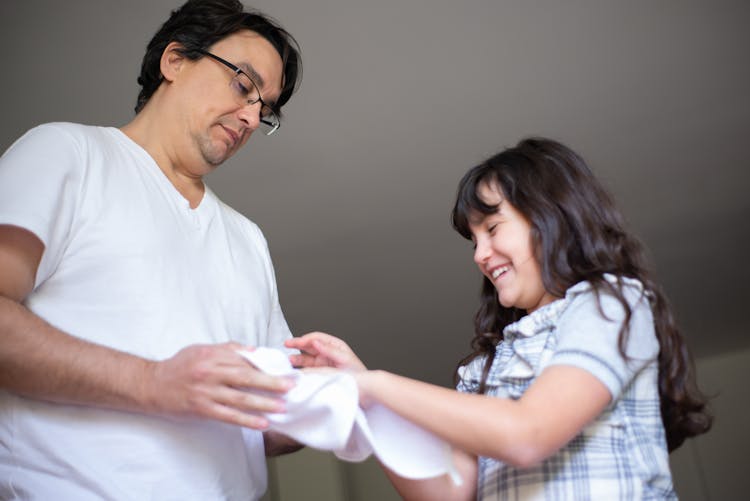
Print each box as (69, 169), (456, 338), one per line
(134, 0), (302, 114)
(450, 137), (712, 452)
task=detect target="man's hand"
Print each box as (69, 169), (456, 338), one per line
(285, 332), (366, 371)
(148, 343), (295, 430)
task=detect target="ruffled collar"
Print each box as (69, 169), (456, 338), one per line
(503, 273), (645, 341)
(492, 274), (645, 382)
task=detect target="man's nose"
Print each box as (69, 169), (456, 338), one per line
(237, 101), (262, 130)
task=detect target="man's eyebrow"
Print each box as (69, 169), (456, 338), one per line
(239, 62), (279, 108)
(239, 62), (265, 89)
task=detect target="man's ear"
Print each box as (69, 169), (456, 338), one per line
(160, 41), (188, 82)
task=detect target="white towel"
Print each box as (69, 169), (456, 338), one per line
(238, 348), (459, 482)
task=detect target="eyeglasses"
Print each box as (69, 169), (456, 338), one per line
(198, 50), (281, 136)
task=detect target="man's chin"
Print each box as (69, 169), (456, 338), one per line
(201, 143), (234, 167)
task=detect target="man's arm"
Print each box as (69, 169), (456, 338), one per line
(0, 224), (293, 429)
(263, 431), (304, 457)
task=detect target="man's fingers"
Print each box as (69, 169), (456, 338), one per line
(210, 353), (295, 394)
(187, 384), (288, 429)
(235, 368), (295, 393)
(217, 386), (287, 414)
(209, 402), (270, 430)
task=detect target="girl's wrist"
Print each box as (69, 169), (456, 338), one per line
(354, 369), (383, 408)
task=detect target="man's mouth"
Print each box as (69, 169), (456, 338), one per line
(221, 125), (240, 146)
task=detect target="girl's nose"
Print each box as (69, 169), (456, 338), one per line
(473, 237), (491, 265)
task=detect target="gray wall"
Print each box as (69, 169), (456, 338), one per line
(2, 1), (749, 499)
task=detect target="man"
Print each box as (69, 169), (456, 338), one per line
(0, 1), (303, 499)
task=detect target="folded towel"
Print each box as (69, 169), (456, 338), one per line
(238, 347), (458, 482)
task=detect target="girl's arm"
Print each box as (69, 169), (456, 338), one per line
(289, 332), (610, 468)
(288, 333), (479, 499)
(382, 447), (477, 501)
(357, 365), (610, 468)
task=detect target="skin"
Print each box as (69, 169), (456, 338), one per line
(121, 30), (283, 207)
(286, 183), (612, 498)
(470, 182), (558, 313)
(0, 30), (298, 456)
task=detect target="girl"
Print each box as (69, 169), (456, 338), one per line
(286, 137), (711, 500)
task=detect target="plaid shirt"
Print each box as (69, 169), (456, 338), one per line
(457, 276), (677, 500)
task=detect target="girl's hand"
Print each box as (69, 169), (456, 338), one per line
(285, 332), (367, 372)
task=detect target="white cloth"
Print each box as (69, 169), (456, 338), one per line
(239, 348), (458, 482)
(0, 123), (292, 500)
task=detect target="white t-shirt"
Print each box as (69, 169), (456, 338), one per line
(0, 122), (293, 500)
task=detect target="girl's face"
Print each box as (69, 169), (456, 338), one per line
(468, 182), (557, 313)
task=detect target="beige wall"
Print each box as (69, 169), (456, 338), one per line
(669, 346), (750, 500)
(265, 345), (750, 500)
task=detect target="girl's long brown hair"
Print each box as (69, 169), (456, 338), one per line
(451, 137), (711, 451)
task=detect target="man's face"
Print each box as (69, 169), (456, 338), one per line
(177, 30), (284, 169)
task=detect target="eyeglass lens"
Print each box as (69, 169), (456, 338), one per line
(231, 73), (279, 135)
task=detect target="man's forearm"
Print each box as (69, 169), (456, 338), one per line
(1, 294), (293, 430)
(0, 294), (155, 411)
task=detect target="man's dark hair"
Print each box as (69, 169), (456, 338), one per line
(135, 0), (301, 114)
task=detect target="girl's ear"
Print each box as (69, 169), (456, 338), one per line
(160, 41), (188, 83)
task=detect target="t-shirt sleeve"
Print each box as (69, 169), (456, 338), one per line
(547, 286), (659, 402)
(0, 123), (84, 286)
